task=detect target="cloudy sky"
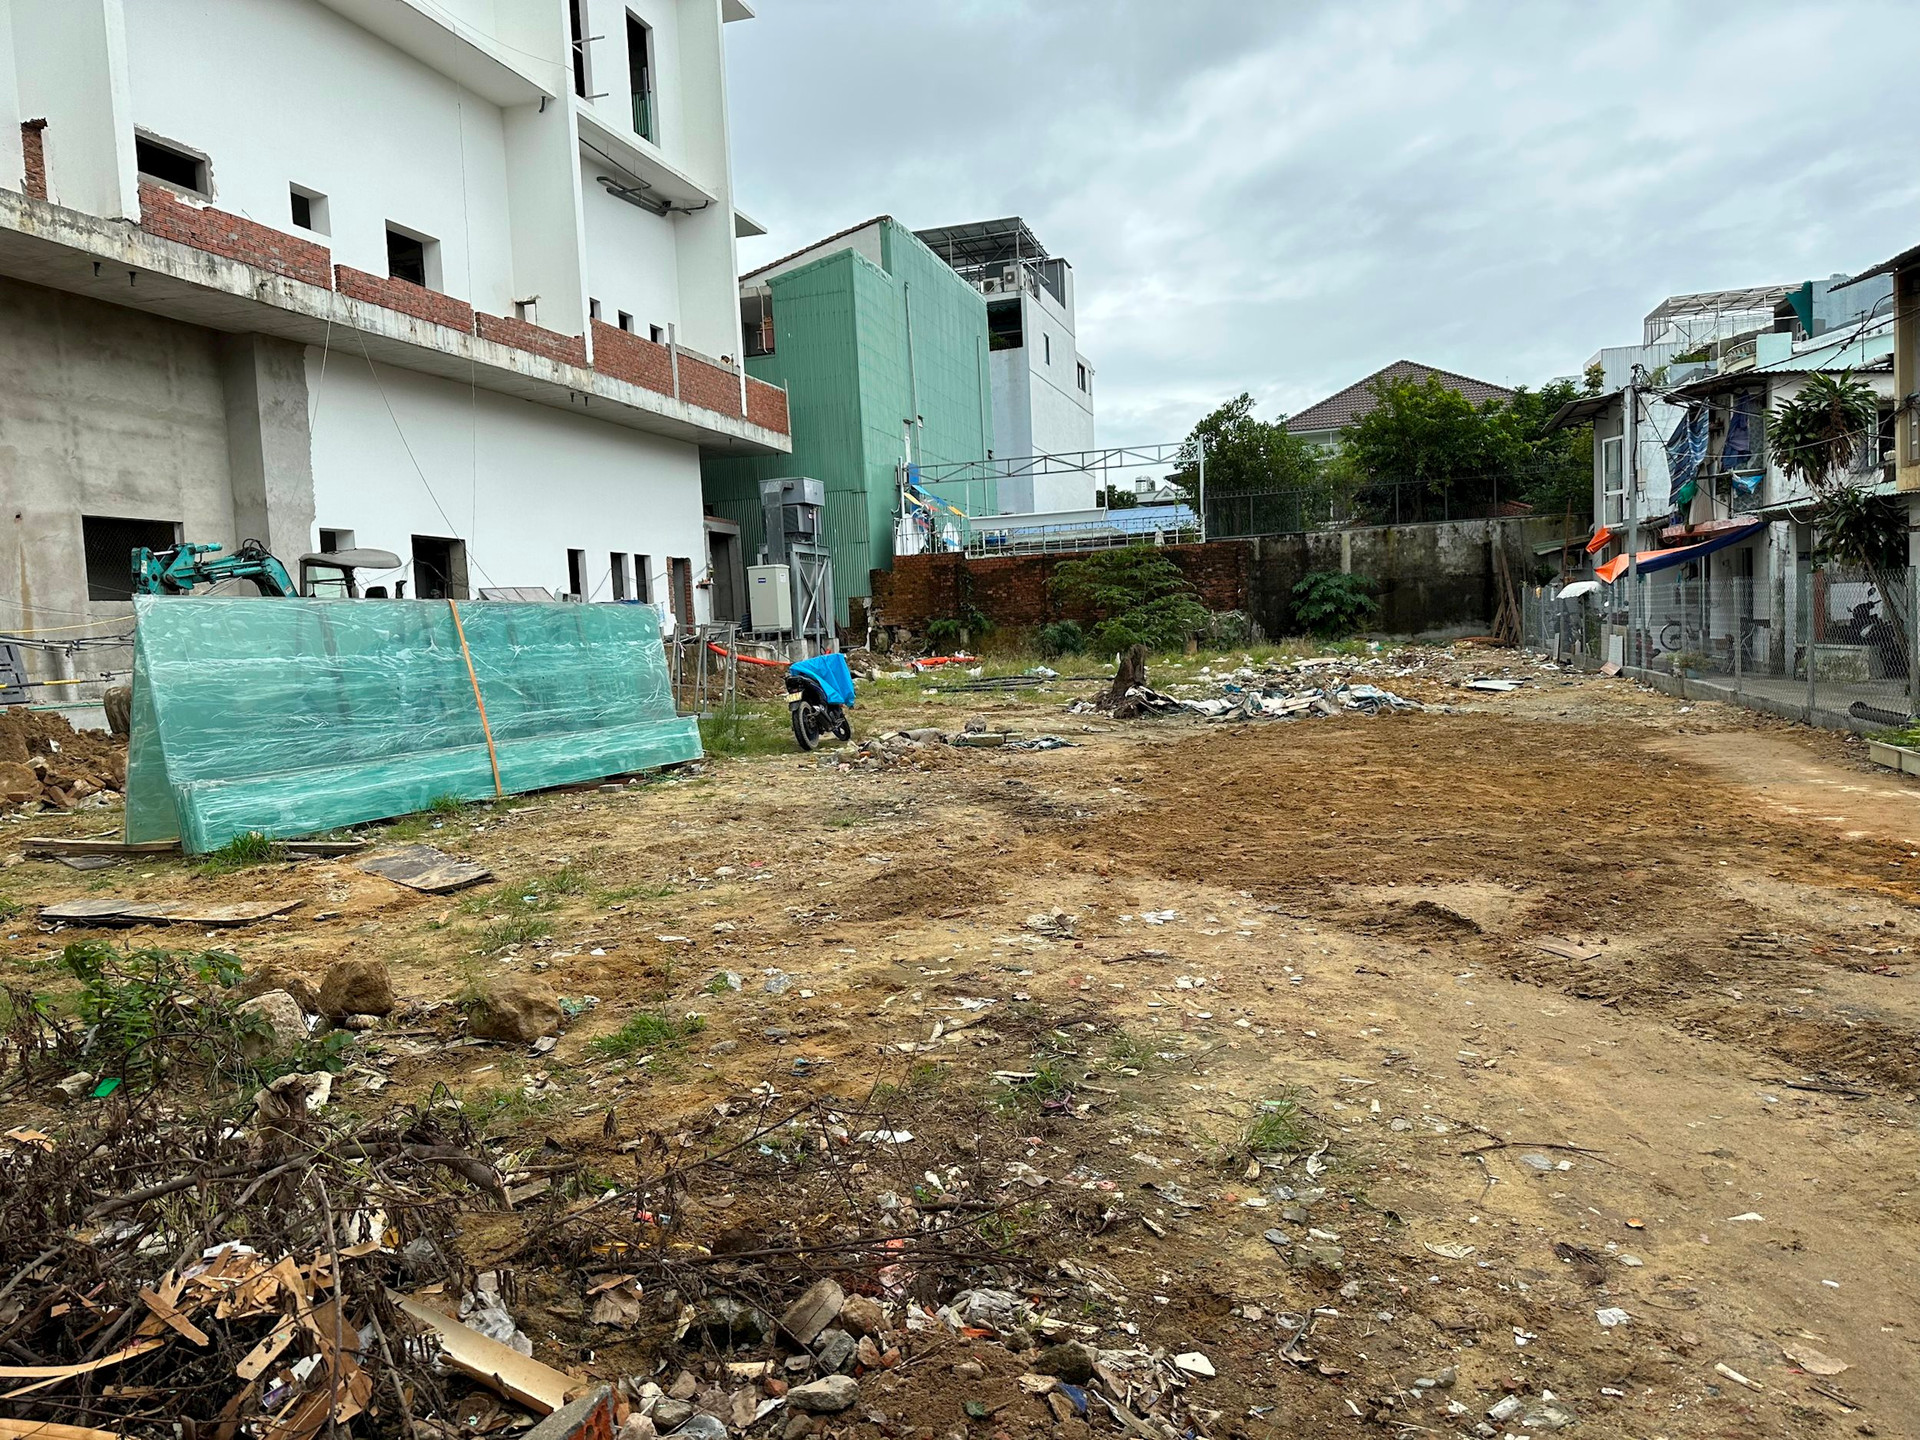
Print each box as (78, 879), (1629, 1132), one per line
(725, 0), (1919, 448)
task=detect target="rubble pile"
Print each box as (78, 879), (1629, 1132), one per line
(0, 707), (126, 812)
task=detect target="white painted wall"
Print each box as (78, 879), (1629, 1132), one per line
(123, 0), (519, 314)
(10, 0), (139, 217)
(579, 153), (680, 335)
(985, 285), (1097, 512)
(306, 348), (711, 616)
(580, 0), (684, 157)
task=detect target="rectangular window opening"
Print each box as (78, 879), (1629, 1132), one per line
(1076, 361), (1088, 392)
(618, 310), (634, 333)
(627, 14), (655, 141)
(1043, 332), (1051, 365)
(1600, 435), (1625, 527)
(668, 557), (693, 627)
(84, 515), (180, 601)
(567, 548), (588, 598)
(386, 226), (437, 289)
(610, 551), (630, 601)
(135, 135), (207, 196)
(590, 297), (603, 322)
(649, 324), (665, 345)
(569, 0), (589, 98)
(290, 184), (329, 235)
(987, 300), (1022, 352)
(634, 555), (652, 603)
(410, 535), (467, 599)
(317, 527), (355, 553)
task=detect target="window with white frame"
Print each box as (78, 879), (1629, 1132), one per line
(1601, 435), (1624, 526)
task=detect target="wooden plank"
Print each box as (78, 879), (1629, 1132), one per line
(23, 837), (176, 856)
(39, 899), (301, 927)
(0, 1419), (127, 1440)
(359, 845), (491, 894)
(393, 1293), (572, 1414)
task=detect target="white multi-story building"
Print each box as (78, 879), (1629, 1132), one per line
(0, 0), (786, 695)
(915, 217), (1095, 514)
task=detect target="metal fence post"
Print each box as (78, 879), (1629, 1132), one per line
(1909, 565), (1920, 719)
(1733, 573), (1742, 697)
(1807, 565), (1818, 724)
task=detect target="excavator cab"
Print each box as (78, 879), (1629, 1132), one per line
(298, 548), (405, 599)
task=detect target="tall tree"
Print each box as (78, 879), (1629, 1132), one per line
(1171, 393), (1324, 534)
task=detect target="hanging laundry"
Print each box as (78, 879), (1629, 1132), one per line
(1720, 392), (1763, 475)
(1665, 406), (1708, 509)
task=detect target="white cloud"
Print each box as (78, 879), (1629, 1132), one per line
(727, 1), (1920, 446)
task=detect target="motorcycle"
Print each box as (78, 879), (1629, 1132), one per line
(786, 652), (855, 751)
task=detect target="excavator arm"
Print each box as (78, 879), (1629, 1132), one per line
(132, 540), (298, 597)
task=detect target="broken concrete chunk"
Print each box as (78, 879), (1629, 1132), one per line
(787, 1375), (859, 1414)
(780, 1278), (845, 1345)
(814, 1327), (856, 1373)
(237, 967), (321, 1016)
(698, 1296), (771, 1347)
(467, 980), (563, 1044)
(653, 1401), (694, 1431)
(318, 958), (394, 1019)
(671, 1416), (729, 1440)
(1290, 1242), (1345, 1275)
(236, 990), (310, 1057)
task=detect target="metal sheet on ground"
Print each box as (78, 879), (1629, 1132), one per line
(359, 845), (492, 894)
(39, 899), (301, 926)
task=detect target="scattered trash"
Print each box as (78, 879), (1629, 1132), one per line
(1781, 1343), (1850, 1376)
(1172, 1351), (1216, 1378)
(1423, 1241), (1476, 1260)
(1595, 1306), (1630, 1328)
(1714, 1362), (1764, 1392)
(38, 898), (302, 927)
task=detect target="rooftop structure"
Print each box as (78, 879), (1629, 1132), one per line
(1286, 360), (1515, 444)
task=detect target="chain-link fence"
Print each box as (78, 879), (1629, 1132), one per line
(1523, 563), (1920, 732)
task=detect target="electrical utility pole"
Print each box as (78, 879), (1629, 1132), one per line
(1624, 366), (1641, 669)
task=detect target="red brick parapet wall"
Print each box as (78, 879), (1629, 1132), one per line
(118, 182), (789, 435)
(139, 182), (332, 288)
(746, 377), (788, 433)
(873, 543), (1251, 630)
(677, 353), (742, 418)
(589, 319), (674, 395)
(475, 310), (588, 368)
(335, 263), (475, 333)
(20, 120), (47, 201)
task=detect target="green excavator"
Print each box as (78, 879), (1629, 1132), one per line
(131, 539), (403, 598)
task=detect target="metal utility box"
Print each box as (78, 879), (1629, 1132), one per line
(748, 564), (793, 632)
(755, 477), (834, 653)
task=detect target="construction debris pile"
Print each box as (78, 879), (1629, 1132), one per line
(0, 1098), (484, 1439)
(0, 708), (126, 814)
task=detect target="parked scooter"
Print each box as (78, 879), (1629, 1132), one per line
(786, 652), (855, 751)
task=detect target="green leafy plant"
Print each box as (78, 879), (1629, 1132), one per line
(1037, 620), (1085, 659)
(427, 793), (465, 816)
(925, 617), (966, 650)
(1290, 570), (1378, 638)
(197, 831), (283, 875)
(478, 914), (551, 953)
(1050, 546), (1209, 654)
(588, 1008), (707, 1058)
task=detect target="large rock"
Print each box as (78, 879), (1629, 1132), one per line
(318, 958), (394, 1019)
(1030, 1341), (1098, 1385)
(787, 1376), (859, 1415)
(837, 1294), (886, 1338)
(466, 980), (562, 1043)
(236, 990), (310, 1057)
(238, 967), (321, 1017)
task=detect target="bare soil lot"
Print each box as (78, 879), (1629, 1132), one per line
(3, 653), (1915, 1437)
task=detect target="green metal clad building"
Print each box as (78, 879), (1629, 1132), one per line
(702, 217), (992, 626)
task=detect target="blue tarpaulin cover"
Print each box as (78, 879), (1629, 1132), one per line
(789, 652), (856, 706)
(125, 597), (702, 853)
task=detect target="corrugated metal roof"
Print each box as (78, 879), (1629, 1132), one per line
(742, 216), (892, 282)
(1286, 360), (1515, 435)
(912, 218), (1049, 271)
(1839, 240), (1920, 288)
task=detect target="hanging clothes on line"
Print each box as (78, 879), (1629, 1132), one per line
(1665, 405), (1709, 510)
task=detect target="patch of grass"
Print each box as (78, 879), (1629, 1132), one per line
(478, 914), (552, 953)
(699, 700), (794, 758)
(1246, 1091), (1311, 1154)
(455, 1086), (557, 1132)
(1104, 1031), (1158, 1069)
(546, 864), (592, 896)
(587, 1008), (706, 1059)
(427, 793), (465, 815)
(383, 812), (438, 842)
(0, 897), (22, 922)
(196, 830), (283, 875)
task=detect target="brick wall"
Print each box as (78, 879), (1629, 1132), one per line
(474, 311), (588, 368)
(19, 120), (47, 201)
(590, 320), (674, 395)
(335, 263), (474, 331)
(745, 376), (789, 434)
(872, 543), (1252, 630)
(678, 353), (742, 418)
(138, 184), (333, 288)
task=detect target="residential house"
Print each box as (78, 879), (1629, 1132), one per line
(703, 216), (991, 627)
(0, 0), (787, 700)
(1840, 241), (1920, 508)
(1285, 360), (1514, 449)
(913, 217), (1097, 513)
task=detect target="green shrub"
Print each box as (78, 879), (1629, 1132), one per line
(1203, 609), (1256, 647)
(925, 618), (965, 650)
(1290, 570), (1378, 638)
(1037, 620), (1085, 659)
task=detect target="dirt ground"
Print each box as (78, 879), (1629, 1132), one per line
(4, 651), (1917, 1438)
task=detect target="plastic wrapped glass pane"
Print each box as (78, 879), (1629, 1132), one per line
(125, 597), (702, 852)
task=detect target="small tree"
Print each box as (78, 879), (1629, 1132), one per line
(1170, 394), (1325, 528)
(1050, 546), (1210, 653)
(1290, 570), (1378, 638)
(1772, 372), (1903, 646)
